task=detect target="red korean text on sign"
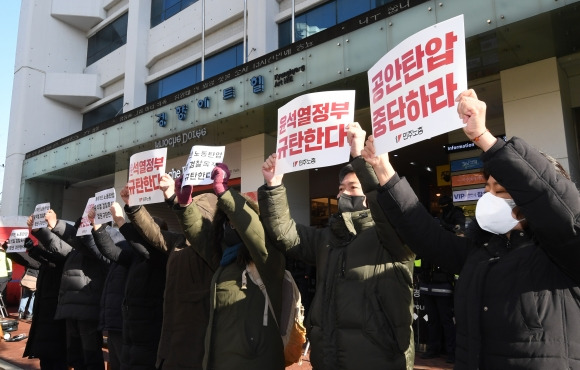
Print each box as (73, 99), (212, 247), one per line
(279, 102), (351, 135)
(370, 31), (459, 138)
(127, 173), (161, 195)
(372, 73), (457, 138)
(277, 123), (347, 159)
(131, 156), (165, 176)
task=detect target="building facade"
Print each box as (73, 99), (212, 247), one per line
(3, 0), (580, 225)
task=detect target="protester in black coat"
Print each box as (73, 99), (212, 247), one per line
(85, 207), (131, 370)
(91, 202), (168, 370)
(363, 89), (580, 369)
(32, 210), (110, 370)
(9, 235), (68, 370)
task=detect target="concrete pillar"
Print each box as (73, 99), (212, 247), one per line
(123, 0), (151, 110)
(500, 57), (579, 180)
(246, 0), (279, 62)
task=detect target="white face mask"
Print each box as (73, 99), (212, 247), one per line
(475, 192), (520, 235)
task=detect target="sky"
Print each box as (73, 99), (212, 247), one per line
(0, 2), (20, 200)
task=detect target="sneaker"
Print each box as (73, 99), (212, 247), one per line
(18, 311), (25, 320)
(25, 313), (33, 321)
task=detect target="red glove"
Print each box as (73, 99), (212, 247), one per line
(174, 175), (193, 205)
(211, 163), (231, 196)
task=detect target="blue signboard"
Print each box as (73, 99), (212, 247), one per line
(450, 157), (483, 172)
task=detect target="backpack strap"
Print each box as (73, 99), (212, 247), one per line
(243, 263), (278, 327)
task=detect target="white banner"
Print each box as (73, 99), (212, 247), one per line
(182, 145), (226, 186)
(76, 197), (96, 236)
(275, 90), (355, 175)
(128, 148), (167, 205)
(32, 203), (50, 229)
(368, 14), (467, 154)
(6, 229), (29, 253)
(94, 188), (116, 224)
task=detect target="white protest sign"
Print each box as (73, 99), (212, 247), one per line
(32, 203), (51, 229)
(182, 145), (226, 186)
(275, 90), (355, 175)
(128, 148), (167, 205)
(94, 188), (116, 224)
(76, 197), (96, 236)
(367, 14), (467, 154)
(6, 229), (29, 253)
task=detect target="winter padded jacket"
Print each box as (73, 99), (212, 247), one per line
(258, 157), (416, 370)
(22, 241), (67, 361)
(126, 201), (217, 370)
(177, 189), (285, 370)
(92, 223), (167, 370)
(93, 226), (130, 333)
(376, 137), (580, 369)
(33, 221), (109, 321)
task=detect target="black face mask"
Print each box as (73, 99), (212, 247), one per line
(223, 222), (242, 246)
(338, 194), (366, 213)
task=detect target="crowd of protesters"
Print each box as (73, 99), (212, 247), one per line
(2, 90), (580, 370)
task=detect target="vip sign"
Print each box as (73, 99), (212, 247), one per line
(367, 14), (467, 155)
(275, 90), (355, 175)
(453, 188), (485, 203)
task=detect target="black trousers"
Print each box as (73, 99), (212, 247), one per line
(65, 319), (105, 370)
(423, 294), (456, 355)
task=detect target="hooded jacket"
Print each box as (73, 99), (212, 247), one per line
(376, 137), (580, 369)
(92, 222), (167, 370)
(125, 197), (218, 370)
(258, 157), (416, 370)
(175, 189), (285, 370)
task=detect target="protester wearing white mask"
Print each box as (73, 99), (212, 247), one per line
(362, 89), (580, 370)
(475, 186), (523, 235)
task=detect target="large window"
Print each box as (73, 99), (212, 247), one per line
(151, 0), (198, 28)
(279, 0), (395, 47)
(82, 96), (124, 129)
(87, 13), (128, 66)
(147, 43), (244, 102)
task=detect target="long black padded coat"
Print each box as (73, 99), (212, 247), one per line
(377, 137), (580, 369)
(92, 222), (167, 370)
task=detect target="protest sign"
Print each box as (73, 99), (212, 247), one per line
(182, 145), (226, 186)
(275, 90), (355, 175)
(76, 197), (96, 236)
(6, 229), (29, 253)
(32, 203), (50, 229)
(94, 188), (116, 224)
(128, 148), (167, 205)
(367, 14), (467, 154)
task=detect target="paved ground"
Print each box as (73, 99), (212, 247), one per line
(2, 306), (452, 370)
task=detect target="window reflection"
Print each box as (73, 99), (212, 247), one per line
(151, 0), (198, 28)
(86, 13), (128, 66)
(279, 0), (396, 48)
(146, 43), (244, 102)
(82, 96), (124, 129)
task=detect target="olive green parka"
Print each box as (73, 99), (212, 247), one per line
(175, 189), (285, 370)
